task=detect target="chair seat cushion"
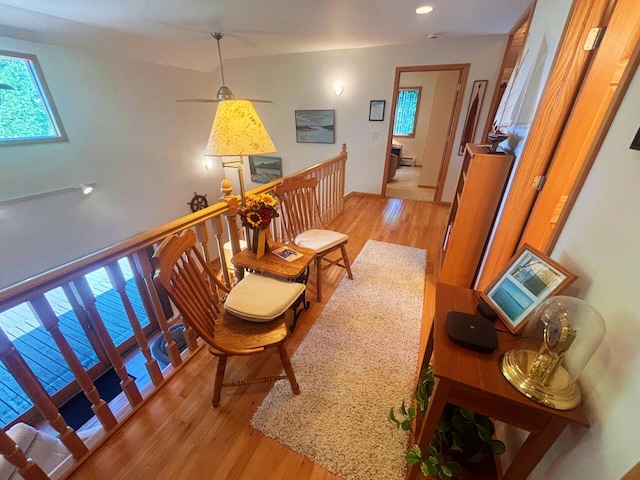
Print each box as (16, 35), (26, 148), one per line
(295, 229), (348, 253)
(224, 273), (305, 322)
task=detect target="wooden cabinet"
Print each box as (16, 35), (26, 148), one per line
(440, 143), (514, 287)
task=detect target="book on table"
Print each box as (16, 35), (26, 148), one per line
(271, 245), (304, 262)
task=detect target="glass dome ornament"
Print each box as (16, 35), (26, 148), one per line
(500, 296), (606, 410)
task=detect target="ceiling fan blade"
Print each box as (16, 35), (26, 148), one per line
(177, 98), (273, 103)
(177, 98), (220, 103)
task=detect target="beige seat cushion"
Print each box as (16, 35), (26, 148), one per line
(295, 229), (348, 253)
(224, 273), (305, 322)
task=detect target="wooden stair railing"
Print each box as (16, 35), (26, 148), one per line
(0, 145), (347, 480)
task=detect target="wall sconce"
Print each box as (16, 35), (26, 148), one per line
(333, 82), (344, 96)
(0, 183), (98, 206)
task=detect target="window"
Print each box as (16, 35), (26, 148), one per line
(0, 50), (66, 145)
(393, 87), (421, 137)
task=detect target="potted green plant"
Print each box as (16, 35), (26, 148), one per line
(389, 366), (505, 479)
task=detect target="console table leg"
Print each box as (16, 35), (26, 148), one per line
(407, 377), (452, 480)
(502, 416), (567, 480)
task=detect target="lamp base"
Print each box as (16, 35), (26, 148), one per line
(501, 349), (581, 410)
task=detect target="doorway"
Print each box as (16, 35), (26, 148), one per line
(382, 64), (469, 203)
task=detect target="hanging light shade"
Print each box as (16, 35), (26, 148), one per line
(205, 99), (276, 156)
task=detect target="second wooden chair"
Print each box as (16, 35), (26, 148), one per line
(274, 177), (353, 301)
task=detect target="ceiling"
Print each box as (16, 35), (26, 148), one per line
(0, 0), (532, 72)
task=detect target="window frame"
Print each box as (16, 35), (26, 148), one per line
(0, 49), (67, 146)
(393, 86), (422, 138)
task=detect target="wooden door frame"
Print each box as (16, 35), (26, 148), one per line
(475, 0), (637, 289)
(480, 5), (535, 143)
(381, 64), (469, 203)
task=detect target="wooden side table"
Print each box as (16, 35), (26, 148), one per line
(408, 283), (589, 480)
(231, 242), (316, 329)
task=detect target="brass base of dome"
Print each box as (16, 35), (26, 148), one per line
(501, 349), (581, 410)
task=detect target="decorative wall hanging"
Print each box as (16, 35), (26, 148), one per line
(249, 156), (282, 183)
(188, 192), (208, 212)
(369, 100), (385, 121)
(295, 110), (335, 143)
(458, 80), (488, 155)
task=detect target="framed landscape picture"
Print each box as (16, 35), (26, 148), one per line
(481, 244), (577, 334)
(295, 110), (335, 143)
(248, 156), (282, 183)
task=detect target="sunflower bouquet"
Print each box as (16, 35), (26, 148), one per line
(238, 193), (279, 230)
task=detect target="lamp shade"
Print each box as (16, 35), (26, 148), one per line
(205, 99), (276, 156)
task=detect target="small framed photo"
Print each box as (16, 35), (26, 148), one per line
(369, 100), (385, 121)
(248, 155), (282, 183)
(295, 110), (335, 143)
(481, 244), (577, 334)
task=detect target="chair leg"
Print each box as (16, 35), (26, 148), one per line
(211, 355), (227, 408)
(277, 344), (300, 395)
(340, 245), (353, 279)
(315, 257), (322, 302)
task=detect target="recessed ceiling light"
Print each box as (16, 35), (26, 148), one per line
(416, 5), (434, 14)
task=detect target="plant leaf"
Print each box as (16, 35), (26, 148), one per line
(408, 405), (416, 419)
(490, 439), (506, 454)
(421, 460), (439, 477)
(406, 445), (422, 465)
(400, 419), (412, 431)
(400, 399), (407, 416)
(446, 461), (463, 477)
(459, 407), (475, 422)
(388, 408), (400, 427)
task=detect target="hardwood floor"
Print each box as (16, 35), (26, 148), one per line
(64, 194), (449, 480)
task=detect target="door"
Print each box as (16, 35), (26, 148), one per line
(382, 64), (469, 203)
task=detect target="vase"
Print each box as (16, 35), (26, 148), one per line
(250, 228), (269, 258)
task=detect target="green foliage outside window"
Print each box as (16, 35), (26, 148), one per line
(393, 88), (420, 136)
(0, 51), (66, 144)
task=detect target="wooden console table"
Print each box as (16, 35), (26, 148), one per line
(408, 283), (589, 480)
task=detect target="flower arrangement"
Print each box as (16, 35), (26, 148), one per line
(238, 193), (279, 230)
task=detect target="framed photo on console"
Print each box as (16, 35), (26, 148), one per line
(481, 244), (577, 334)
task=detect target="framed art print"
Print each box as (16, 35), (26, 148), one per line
(295, 110), (335, 143)
(248, 155), (282, 183)
(481, 244), (577, 334)
(369, 100), (385, 121)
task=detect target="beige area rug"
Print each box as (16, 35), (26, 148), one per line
(251, 240), (426, 480)
(386, 166), (435, 202)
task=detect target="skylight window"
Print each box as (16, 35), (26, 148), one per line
(0, 50), (67, 145)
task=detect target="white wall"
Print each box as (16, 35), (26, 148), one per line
(0, 35), (506, 289)
(0, 37), (220, 288)
(221, 36), (506, 201)
(531, 63), (640, 480)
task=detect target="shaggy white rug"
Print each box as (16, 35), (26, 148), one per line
(251, 240), (426, 480)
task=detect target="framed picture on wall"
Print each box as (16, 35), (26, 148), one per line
(458, 80), (488, 155)
(369, 100), (385, 121)
(295, 110), (335, 143)
(248, 155), (282, 183)
(481, 244), (577, 334)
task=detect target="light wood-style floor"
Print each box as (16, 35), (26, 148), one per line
(64, 194), (449, 480)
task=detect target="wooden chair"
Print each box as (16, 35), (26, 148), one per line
(274, 177), (353, 301)
(153, 229), (301, 407)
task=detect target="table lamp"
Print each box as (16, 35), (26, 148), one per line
(204, 99), (276, 205)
